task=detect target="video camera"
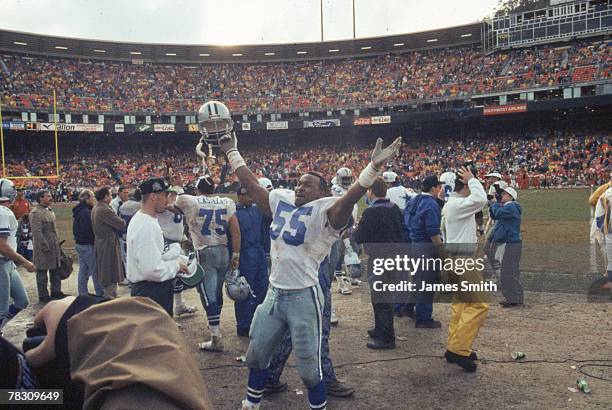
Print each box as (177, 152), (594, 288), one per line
(493, 184), (504, 202)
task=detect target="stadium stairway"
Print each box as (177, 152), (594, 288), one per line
(500, 58), (512, 76)
(0, 57), (9, 75)
(561, 50), (569, 70)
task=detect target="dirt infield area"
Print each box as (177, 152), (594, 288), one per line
(3, 272), (611, 409)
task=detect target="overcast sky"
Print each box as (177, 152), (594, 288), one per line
(0, 0), (499, 45)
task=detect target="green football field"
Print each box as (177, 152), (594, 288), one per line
(53, 187), (592, 249)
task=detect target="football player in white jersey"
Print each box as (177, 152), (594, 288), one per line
(383, 171), (416, 211)
(158, 187), (197, 317)
(173, 176), (241, 352)
(0, 179), (35, 334)
(218, 132), (401, 410)
(329, 168), (358, 297)
(439, 171), (457, 203)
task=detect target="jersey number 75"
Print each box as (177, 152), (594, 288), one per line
(199, 208), (228, 236)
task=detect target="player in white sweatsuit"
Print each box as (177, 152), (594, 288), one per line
(442, 166), (488, 372)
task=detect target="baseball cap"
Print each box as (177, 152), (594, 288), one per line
(258, 177), (273, 192)
(382, 171), (398, 183)
(139, 178), (171, 195)
(422, 175), (442, 192)
(485, 172), (503, 179)
(502, 187), (518, 200)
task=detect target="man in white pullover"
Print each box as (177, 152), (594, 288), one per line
(442, 166), (488, 372)
(127, 178), (188, 316)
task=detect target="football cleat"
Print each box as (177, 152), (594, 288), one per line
(330, 308), (339, 325)
(336, 274), (353, 295)
(175, 304), (197, 316)
(199, 335), (224, 352)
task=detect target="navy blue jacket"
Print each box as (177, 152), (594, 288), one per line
(354, 198), (404, 245)
(489, 201), (522, 243)
(72, 203), (95, 245)
(405, 194), (441, 243)
(235, 203), (266, 250)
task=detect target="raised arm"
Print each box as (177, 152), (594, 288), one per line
(327, 137), (402, 230)
(219, 133), (271, 217)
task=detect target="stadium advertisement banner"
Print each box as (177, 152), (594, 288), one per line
(187, 124), (199, 132)
(38, 123), (104, 132)
(2, 120), (25, 130)
(353, 117), (372, 126)
(242, 122), (251, 131)
(371, 115), (391, 125)
(115, 124), (125, 133)
(137, 124), (153, 132)
(266, 121), (288, 130)
(483, 104), (528, 116)
(154, 124), (175, 132)
(303, 119), (340, 128)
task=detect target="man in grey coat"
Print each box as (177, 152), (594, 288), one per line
(30, 190), (65, 303)
(91, 187), (126, 298)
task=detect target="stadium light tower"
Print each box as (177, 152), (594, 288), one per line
(320, 0), (357, 41)
(353, 0), (356, 39)
(320, 0), (324, 41)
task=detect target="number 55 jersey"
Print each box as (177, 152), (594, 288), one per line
(268, 189), (342, 289)
(175, 195), (236, 250)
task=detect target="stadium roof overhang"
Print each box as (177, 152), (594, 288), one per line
(0, 23), (481, 64)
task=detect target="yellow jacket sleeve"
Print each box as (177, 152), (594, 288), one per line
(589, 182), (610, 206)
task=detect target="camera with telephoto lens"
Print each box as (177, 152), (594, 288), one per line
(493, 184), (504, 202)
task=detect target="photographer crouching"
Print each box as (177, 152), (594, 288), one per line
(488, 186), (523, 307)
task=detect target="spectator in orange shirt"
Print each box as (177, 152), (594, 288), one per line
(10, 191), (30, 220)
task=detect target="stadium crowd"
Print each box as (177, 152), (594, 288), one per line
(4, 131), (609, 197)
(1, 40), (609, 113)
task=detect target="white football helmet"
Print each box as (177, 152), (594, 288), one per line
(336, 167), (353, 189)
(439, 171), (456, 201)
(225, 269), (252, 301)
(197, 101), (234, 147)
(0, 179), (16, 202)
(258, 177), (273, 192)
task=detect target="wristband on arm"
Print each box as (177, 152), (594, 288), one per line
(226, 150), (246, 170)
(358, 163), (380, 188)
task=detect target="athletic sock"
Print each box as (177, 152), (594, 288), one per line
(174, 291), (184, 306)
(205, 303), (221, 326)
(209, 325), (221, 337)
(308, 379), (326, 410)
(246, 368), (269, 405)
